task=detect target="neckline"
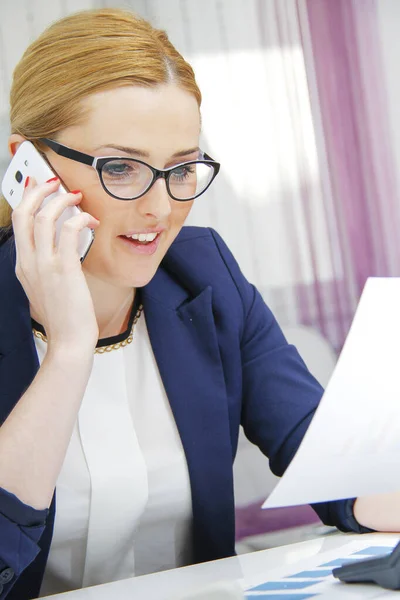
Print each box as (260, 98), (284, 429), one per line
(31, 291), (142, 349)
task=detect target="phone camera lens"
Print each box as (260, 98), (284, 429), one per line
(15, 171), (23, 184)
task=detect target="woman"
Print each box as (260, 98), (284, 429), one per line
(0, 8), (395, 600)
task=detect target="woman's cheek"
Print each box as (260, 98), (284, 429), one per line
(173, 200), (194, 227)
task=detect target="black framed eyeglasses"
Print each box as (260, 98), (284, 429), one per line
(38, 138), (220, 202)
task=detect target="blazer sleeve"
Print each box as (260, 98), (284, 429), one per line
(0, 487), (48, 598)
(209, 228), (374, 534)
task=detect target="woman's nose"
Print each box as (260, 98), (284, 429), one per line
(136, 177), (172, 221)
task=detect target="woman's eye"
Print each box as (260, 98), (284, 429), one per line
(171, 165), (195, 181)
(103, 160), (137, 178)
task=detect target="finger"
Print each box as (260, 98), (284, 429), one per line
(12, 177), (61, 255)
(21, 177), (61, 215)
(33, 191), (83, 258)
(57, 212), (100, 263)
(11, 176), (40, 260)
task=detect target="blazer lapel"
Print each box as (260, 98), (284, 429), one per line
(142, 272), (236, 562)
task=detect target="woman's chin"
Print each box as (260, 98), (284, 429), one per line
(109, 264), (159, 289)
(130, 271), (158, 289)
(83, 258), (160, 289)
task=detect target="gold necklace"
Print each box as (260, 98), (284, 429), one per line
(32, 304), (144, 355)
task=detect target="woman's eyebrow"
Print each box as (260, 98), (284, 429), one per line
(172, 147), (200, 158)
(94, 144), (200, 158)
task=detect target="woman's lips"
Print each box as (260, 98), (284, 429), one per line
(118, 233), (162, 255)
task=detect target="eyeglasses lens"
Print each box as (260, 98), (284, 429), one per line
(101, 159), (215, 200)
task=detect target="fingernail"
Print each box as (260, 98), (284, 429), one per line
(46, 177), (59, 183)
(71, 190), (81, 195)
(24, 176), (30, 188)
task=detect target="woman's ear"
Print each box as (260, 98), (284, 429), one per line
(8, 134), (27, 157)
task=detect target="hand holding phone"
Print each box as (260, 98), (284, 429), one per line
(1, 141), (94, 261)
(1, 142), (100, 350)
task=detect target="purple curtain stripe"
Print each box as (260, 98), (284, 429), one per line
(299, 0), (400, 350)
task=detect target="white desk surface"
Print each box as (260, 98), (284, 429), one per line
(43, 532), (400, 599)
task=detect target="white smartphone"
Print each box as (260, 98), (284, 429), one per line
(1, 141), (94, 262)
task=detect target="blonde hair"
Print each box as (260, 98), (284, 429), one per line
(0, 8), (201, 229)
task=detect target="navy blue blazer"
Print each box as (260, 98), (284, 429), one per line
(0, 226), (368, 599)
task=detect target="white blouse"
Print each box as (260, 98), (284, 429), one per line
(32, 311), (193, 597)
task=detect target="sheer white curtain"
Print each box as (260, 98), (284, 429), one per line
(142, 0), (334, 329)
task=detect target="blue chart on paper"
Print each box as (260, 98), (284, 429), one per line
(244, 545), (394, 599)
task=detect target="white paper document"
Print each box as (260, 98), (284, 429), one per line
(263, 277), (400, 509)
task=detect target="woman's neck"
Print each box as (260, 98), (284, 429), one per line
(83, 271), (136, 339)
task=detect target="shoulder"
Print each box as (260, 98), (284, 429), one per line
(0, 234), (17, 290)
(0, 234), (31, 352)
(0, 234), (17, 288)
(169, 226), (240, 275)
(164, 226), (255, 314)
